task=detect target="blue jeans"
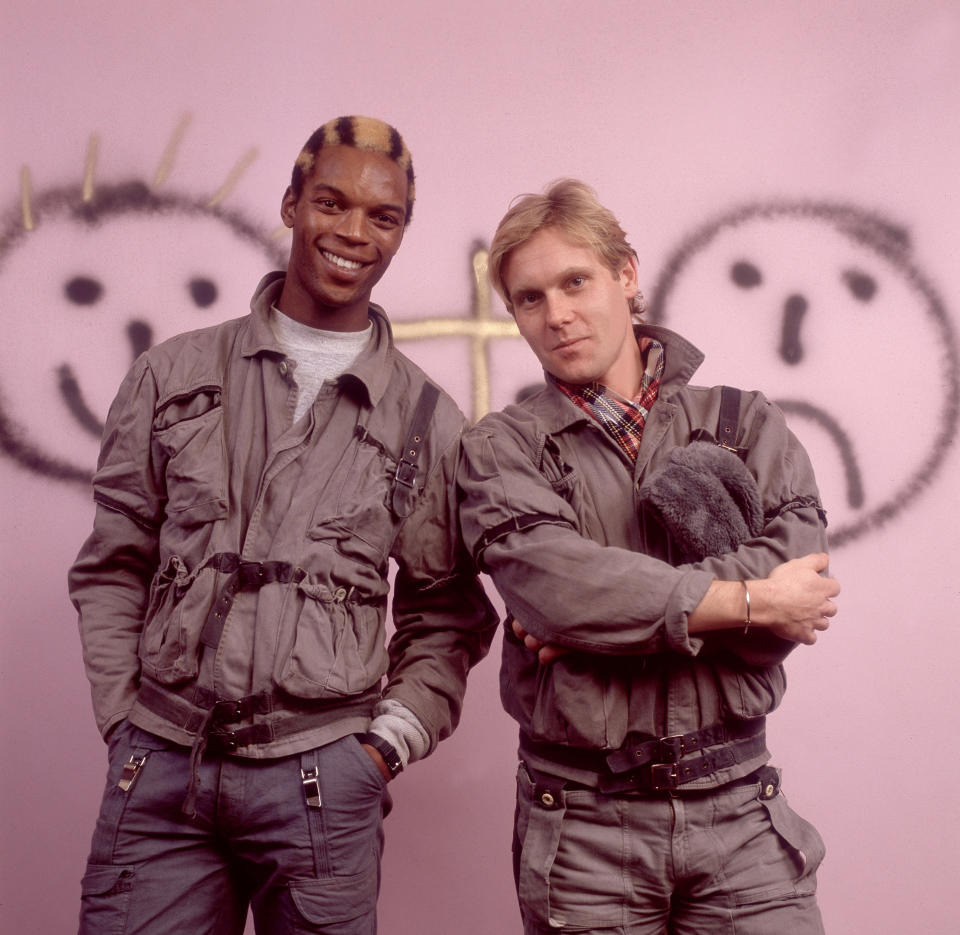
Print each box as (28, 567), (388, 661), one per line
(78, 723), (391, 934)
(514, 762), (826, 935)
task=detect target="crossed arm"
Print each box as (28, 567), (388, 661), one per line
(516, 551), (840, 665)
(460, 395), (840, 667)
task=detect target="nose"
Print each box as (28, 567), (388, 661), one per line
(335, 208), (368, 242)
(127, 319), (153, 360)
(779, 293), (807, 365)
(544, 294), (574, 328)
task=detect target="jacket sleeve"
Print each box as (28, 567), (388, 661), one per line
(457, 415), (715, 657)
(68, 359), (166, 739)
(683, 393), (830, 666)
(384, 431), (499, 755)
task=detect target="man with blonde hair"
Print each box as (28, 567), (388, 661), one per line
(69, 116), (497, 934)
(459, 179), (838, 933)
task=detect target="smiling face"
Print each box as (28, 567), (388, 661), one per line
(278, 145), (408, 331)
(502, 226), (641, 396)
(0, 182), (285, 485)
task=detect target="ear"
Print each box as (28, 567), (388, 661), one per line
(618, 254), (639, 299)
(280, 186), (297, 229)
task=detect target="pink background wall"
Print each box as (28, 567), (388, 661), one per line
(2, 1), (958, 931)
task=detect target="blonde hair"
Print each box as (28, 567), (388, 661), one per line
(489, 179), (644, 315)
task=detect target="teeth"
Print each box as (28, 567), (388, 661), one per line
(322, 251), (362, 270)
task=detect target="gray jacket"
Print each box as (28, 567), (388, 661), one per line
(457, 324), (827, 786)
(69, 272), (497, 757)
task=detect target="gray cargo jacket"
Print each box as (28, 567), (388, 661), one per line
(457, 324), (827, 787)
(70, 272), (497, 758)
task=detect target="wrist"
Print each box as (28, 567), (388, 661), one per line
(356, 732), (403, 778)
(691, 579), (762, 633)
(740, 580), (751, 635)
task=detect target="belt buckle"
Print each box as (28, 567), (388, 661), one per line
(650, 763), (679, 792)
(207, 730), (238, 753)
(394, 461), (417, 488)
(658, 734), (686, 763)
(211, 699), (245, 724)
(237, 561), (265, 588)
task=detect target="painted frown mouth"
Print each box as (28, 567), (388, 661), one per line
(775, 398), (863, 511)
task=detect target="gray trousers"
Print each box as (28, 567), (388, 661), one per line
(514, 762), (826, 935)
(78, 723), (391, 935)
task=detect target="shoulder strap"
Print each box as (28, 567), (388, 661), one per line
(688, 385), (745, 458)
(391, 381), (441, 517)
(716, 385), (743, 455)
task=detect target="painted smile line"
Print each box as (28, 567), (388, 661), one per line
(57, 363), (105, 438)
(321, 249), (365, 271)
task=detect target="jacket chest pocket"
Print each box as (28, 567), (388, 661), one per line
(539, 434), (579, 500)
(152, 385), (228, 525)
(274, 582), (388, 699)
(306, 431), (404, 569)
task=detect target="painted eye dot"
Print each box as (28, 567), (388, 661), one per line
(65, 276), (104, 305)
(730, 261), (762, 288)
(842, 269), (877, 302)
(188, 277), (218, 308)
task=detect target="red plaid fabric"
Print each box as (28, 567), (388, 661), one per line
(557, 336), (664, 462)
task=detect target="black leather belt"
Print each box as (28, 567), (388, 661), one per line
(135, 681), (376, 752)
(520, 718), (767, 793)
(528, 762), (781, 808)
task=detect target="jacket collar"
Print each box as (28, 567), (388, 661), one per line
(242, 271), (396, 406)
(522, 322), (706, 433)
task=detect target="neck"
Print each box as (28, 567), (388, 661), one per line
(603, 338), (645, 399)
(276, 281), (371, 332)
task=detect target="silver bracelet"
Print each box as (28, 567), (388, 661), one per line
(741, 581), (751, 635)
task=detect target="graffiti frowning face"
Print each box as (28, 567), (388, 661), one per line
(0, 182), (286, 485)
(649, 202), (959, 547)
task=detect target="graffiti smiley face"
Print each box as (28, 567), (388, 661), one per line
(649, 202), (959, 547)
(0, 181), (286, 485)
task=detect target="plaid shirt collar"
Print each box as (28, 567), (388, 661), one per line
(556, 335), (664, 462)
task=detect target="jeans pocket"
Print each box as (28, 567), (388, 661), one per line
(759, 791), (826, 895)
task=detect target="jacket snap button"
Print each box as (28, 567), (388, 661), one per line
(540, 792), (555, 807)
(279, 361), (289, 375)
(764, 783), (776, 798)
